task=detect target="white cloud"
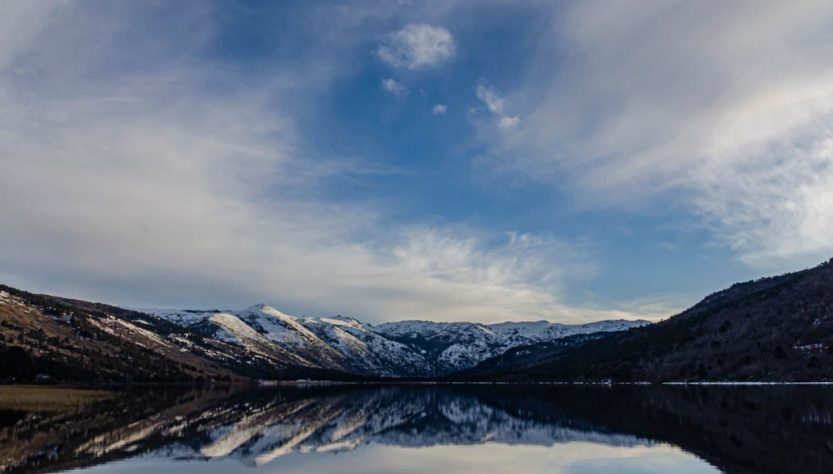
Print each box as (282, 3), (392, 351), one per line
(381, 77), (407, 96)
(377, 23), (455, 70)
(432, 103), (447, 115)
(476, 84), (521, 132)
(386, 229), (637, 323)
(476, 84), (504, 114)
(693, 130), (833, 266)
(489, 0), (833, 267)
(498, 115), (520, 130)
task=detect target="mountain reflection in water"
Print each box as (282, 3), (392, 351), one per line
(1, 385), (832, 474)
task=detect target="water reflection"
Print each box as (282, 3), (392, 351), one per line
(1, 384), (832, 473)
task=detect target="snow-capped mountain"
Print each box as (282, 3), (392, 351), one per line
(375, 319), (647, 374)
(145, 304), (648, 377)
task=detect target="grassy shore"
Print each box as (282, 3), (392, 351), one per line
(0, 385), (115, 412)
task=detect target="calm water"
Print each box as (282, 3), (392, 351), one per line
(1, 385), (832, 474)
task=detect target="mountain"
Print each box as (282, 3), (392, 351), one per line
(373, 319), (644, 374)
(0, 286), (356, 383)
(449, 332), (615, 379)
(0, 284), (644, 383)
(487, 257), (833, 382)
(144, 306), (646, 377)
(8, 256), (830, 384)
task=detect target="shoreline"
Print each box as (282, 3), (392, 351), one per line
(4, 380), (833, 389)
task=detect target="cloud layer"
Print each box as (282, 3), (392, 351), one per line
(0, 2), (646, 324)
(6, 1), (828, 325)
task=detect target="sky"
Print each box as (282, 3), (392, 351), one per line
(2, 1), (833, 324)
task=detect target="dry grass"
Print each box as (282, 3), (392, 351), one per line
(0, 385), (115, 412)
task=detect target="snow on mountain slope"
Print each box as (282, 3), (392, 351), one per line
(206, 312), (311, 367)
(300, 317), (431, 376)
(375, 319), (650, 374)
(138, 308), (313, 371)
(236, 305), (347, 370)
(146, 306), (649, 377)
(137, 308), (226, 327)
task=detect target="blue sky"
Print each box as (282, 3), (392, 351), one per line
(2, 1), (833, 323)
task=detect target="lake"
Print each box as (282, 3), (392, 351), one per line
(1, 384), (831, 474)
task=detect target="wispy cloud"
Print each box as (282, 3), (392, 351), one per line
(381, 77), (408, 96)
(432, 103), (447, 115)
(476, 84), (505, 114)
(483, 0), (833, 268)
(377, 23), (455, 70)
(387, 229), (622, 323)
(476, 84), (520, 131)
(498, 115), (520, 130)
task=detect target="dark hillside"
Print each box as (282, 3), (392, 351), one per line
(0, 285), (347, 384)
(490, 258), (833, 382)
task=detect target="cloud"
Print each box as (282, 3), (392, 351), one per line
(693, 131), (833, 266)
(386, 229), (631, 323)
(0, 1), (645, 324)
(431, 103), (447, 115)
(377, 23), (455, 70)
(498, 115), (520, 130)
(476, 84), (504, 114)
(381, 77), (408, 96)
(486, 0), (833, 267)
(476, 84), (520, 132)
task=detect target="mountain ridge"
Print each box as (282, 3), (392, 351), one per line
(2, 256), (832, 383)
(0, 285), (645, 382)
(143, 304), (647, 377)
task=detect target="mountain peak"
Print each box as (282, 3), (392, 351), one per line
(241, 304), (294, 319)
